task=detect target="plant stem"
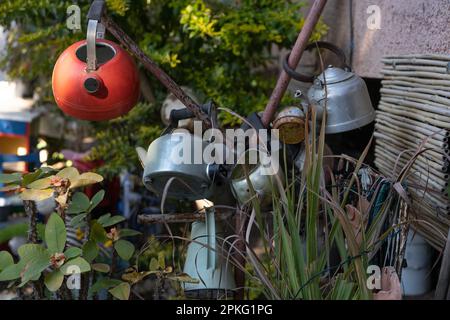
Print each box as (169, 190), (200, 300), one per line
(23, 200), (44, 299)
(107, 249), (118, 300)
(24, 200), (37, 243)
(79, 213), (92, 300)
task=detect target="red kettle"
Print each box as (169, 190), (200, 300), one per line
(52, 19), (140, 121)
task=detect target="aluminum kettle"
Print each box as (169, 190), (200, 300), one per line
(284, 41), (375, 134)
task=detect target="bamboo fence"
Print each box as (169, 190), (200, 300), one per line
(375, 54), (450, 249)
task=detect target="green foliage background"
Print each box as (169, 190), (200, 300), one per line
(0, 0), (327, 178)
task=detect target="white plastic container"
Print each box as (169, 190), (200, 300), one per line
(401, 231), (433, 296)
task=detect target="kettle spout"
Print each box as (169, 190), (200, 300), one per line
(135, 146), (147, 168)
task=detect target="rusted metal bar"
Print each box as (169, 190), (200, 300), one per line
(261, 0), (328, 127)
(102, 14), (211, 128)
(138, 211), (233, 224)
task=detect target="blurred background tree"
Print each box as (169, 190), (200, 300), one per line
(0, 0), (327, 178)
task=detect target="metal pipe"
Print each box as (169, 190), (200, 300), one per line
(261, 0), (328, 127)
(102, 14), (211, 128)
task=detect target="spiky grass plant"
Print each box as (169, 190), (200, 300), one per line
(238, 105), (410, 300)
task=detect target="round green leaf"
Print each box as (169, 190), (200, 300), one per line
(27, 177), (52, 190)
(100, 215), (126, 228)
(57, 167), (80, 180)
(70, 213), (88, 229)
(0, 262), (24, 281)
(18, 244), (49, 263)
(89, 221), (107, 243)
(20, 188), (54, 201)
(82, 240), (99, 263)
(70, 173), (103, 189)
(0, 251), (14, 271)
(45, 213), (67, 254)
(91, 263), (110, 273)
(60, 257), (91, 275)
(119, 229), (142, 238)
(44, 269), (64, 292)
(109, 282), (130, 300)
(68, 192), (90, 214)
(114, 240), (134, 261)
(64, 247), (82, 260)
(21, 256), (50, 283)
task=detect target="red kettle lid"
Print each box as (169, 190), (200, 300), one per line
(52, 39), (140, 121)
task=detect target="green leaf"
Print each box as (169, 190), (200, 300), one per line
(64, 247), (82, 260)
(60, 257), (91, 275)
(70, 172), (103, 189)
(21, 256), (50, 283)
(44, 269), (64, 292)
(70, 213), (87, 229)
(119, 229), (142, 238)
(91, 263), (110, 273)
(109, 282), (130, 300)
(22, 168), (49, 187)
(82, 240), (99, 263)
(89, 190), (105, 212)
(18, 244), (49, 263)
(90, 221), (107, 243)
(89, 278), (122, 296)
(22, 169), (43, 186)
(158, 252), (165, 270)
(97, 213), (111, 226)
(57, 167), (80, 180)
(149, 258), (159, 271)
(0, 262), (24, 281)
(99, 215), (125, 228)
(114, 240), (134, 261)
(45, 213), (67, 254)
(68, 192), (90, 214)
(27, 177), (52, 190)
(0, 251), (14, 271)
(20, 188), (54, 201)
(0, 173), (22, 184)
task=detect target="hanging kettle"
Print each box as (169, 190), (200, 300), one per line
(284, 41), (375, 134)
(52, 7), (140, 121)
(137, 102), (235, 204)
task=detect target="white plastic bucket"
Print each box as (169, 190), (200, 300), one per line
(401, 231), (433, 296)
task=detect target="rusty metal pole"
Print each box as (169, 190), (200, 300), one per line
(261, 0), (327, 128)
(102, 14), (211, 128)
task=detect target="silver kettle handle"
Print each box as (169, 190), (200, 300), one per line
(86, 0), (106, 72)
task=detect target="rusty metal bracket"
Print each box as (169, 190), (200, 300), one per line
(261, 0), (328, 127)
(100, 14), (211, 128)
(137, 211), (233, 224)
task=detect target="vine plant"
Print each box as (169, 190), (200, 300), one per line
(0, 167), (196, 300)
